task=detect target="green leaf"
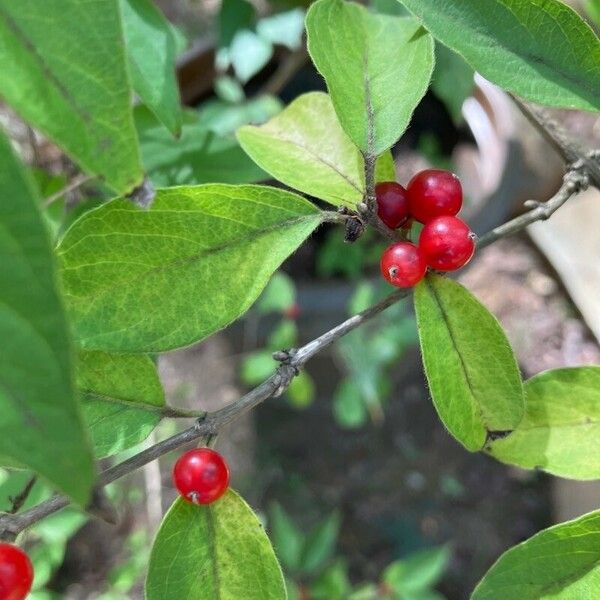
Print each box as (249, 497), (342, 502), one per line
(230, 29), (273, 83)
(136, 109), (268, 187)
(146, 492), (286, 600)
(310, 560), (352, 600)
(77, 350), (166, 457)
(257, 9), (306, 51)
(287, 371), (315, 409)
(59, 184), (322, 352)
(333, 379), (368, 429)
(0, 131), (94, 505)
(30, 509), (87, 590)
(300, 512), (341, 574)
(0, 470), (48, 513)
(0, 0), (142, 194)
(586, 0), (600, 28)
(306, 0), (434, 155)
(268, 320), (299, 350)
(472, 509), (600, 599)
(120, 0), (183, 136)
(414, 274), (524, 451)
(215, 75), (246, 104)
(348, 585), (379, 600)
(383, 545), (450, 593)
(487, 366), (600, 480)
(219, 0), (255, 48)
(398, 0), (600, 112)
(431, 44), (474, 123)
(257, 271), (296, 314)
(270, 503), (304, 572)
(199, 96), (283, 137)
(374, 150), (396, 183)
(241, 351), (277, 386)
(238, 92), (364, 207)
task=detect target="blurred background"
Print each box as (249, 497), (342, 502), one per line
(1, 0), (599, 598)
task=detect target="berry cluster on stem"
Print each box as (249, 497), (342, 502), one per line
(377, 169), (475, 288)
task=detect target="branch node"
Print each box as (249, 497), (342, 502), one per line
(0, 514), (23, 543)
(272, 348), (297, 364)
(587, 149), (600, 161)
(127, 176), (155, 209)
(272, 364), (298, 397)
(344, 216), (365, 242)
(523, 199), (541, 209)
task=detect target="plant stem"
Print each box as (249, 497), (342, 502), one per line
(1, 95), (599, 541)
(477, 166), (589, 248)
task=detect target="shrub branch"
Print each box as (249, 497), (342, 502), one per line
(1, 98), (599, 542)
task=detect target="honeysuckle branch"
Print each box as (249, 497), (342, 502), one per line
(510, 95), (600, 188)
(477, 163), (590, 248)
(0, 287), (410, 541)
(2, 95), (599, 542)
(43, 174), (98, 207)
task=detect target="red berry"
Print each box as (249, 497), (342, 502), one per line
(380, 242), (427, 288)
(419, 216), (475, 271)
(173, 448), (230, 505)
(375, 182), (410, 229)
(407, 169), (463, 223)
(0, 544), (33, 600)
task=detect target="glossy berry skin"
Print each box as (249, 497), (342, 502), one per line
(173, 448), (230, 505)
(0, 544), (33, 600)
(419, 216), (475, 271)
(407, 169), (463, 223)
(380, 242), (427, 288)
(375, 182), (410, 229)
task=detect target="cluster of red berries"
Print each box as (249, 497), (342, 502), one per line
(377, 169), (475, 288)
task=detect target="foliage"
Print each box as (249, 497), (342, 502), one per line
(414, 274), (524, 451)
(398, 0), (600, 112)
(472, 509), (600, 599)
(271, 503), (450, 600)
(0, 0), (599, 597)
(146, 492), (286, 599)
(306, 0), (435, 155)
(0, 133), (94, 505)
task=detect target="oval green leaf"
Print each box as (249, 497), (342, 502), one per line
(487, 366), (600, 480)
(120, 0), (183, 136)
(0, 0), (143, 194)
(238, 92), (364, 207)
(77, 350), (166, 457)
(399, 0), (600, 112)
(146, 491), (286, 600)
(58, 184), (322, 352)
(414, 274), (524, 451)
(0, 131), (94, 505)
(306, 0), (434, 155)
(237, 92), (397, 207)
(472, 509), (600, 599)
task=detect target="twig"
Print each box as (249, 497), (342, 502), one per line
(259, 48), (308, 97)
(0, 287), (410, 540)
(43, 173), (97, 207)
(143, 432), (164, 533)
(3, 96), (599, 542)
(510, 95), (600, 188)
(477, 164), (589, 248)
(7, 477), (37, 514)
